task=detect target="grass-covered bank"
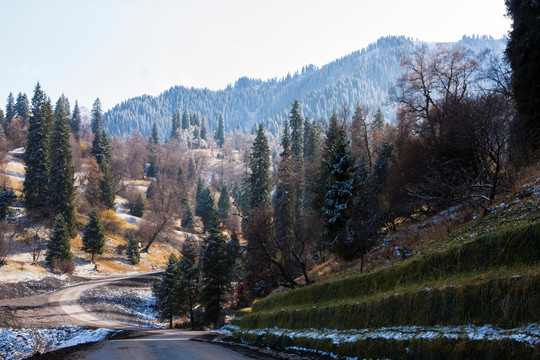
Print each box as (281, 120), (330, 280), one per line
(251, 223), (540, 313)
(228, 324), (540, 360)
(230, 222), (540, 358)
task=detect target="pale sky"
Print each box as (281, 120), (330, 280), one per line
(0, 0), (511, 111)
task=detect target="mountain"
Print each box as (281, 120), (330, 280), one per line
(103, 35), (506, 140)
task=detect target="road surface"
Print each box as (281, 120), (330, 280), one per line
(63, 330), (265, 360)
(2, 272), (263, 359)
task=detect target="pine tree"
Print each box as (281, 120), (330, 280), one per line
(130, 193), (145, 217)
(5, 93), (15, 123)
(214, 114), (225, 148)
(248, 125), (271, 210)
(82, 208), (106, 262)
(70, 101), (82, 140)
(505, 0), (540, 158)
(46, 214), (72, 269)
(373, 108), (385, 129)
(100, 161), (116, 209)
(200, 117), (208, 141)
(196, 187), (219, 232)
(24, 83), (51, 212)
(201, 211), (232, 328)
(91, 98), (103, 135)
(48, 97), (77, 237)
(152, 253), (180, 328)
(0, 189), (17, 220)
(323, 127), (358, 259)
(274, 121), (296, 266)
(289, 100), (304, 161)
(181, 197), (194, 228)
(126, 233), (140, 265)
(15, 93), (29, 120)
(217, 185), (230, 219)
(151, 122), (160, 145)
(181, 110), (190, 130)
(195, 177), (204, 203)
(146, 123), (159, 177)
(91, 128), (115, 209)
(177, 240), (200, 328)
(170, 109), (181, 140)
(0, 110), (4, 133)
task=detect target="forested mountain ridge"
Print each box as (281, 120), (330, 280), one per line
(104, 35), (505, 140)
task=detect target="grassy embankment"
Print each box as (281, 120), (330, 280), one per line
(230, 187), (540, 359)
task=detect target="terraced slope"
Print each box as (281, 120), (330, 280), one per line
(228, 179), (540, 359)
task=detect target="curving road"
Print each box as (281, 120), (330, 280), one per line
(45, 272), (262, 360)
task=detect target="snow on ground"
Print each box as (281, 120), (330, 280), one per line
(0, 263), (67, 283)
(0, 326), (117, 360)
(224, 323), (540, 349)
(81, 287), (164, 329)
(115, 196), (142, 225)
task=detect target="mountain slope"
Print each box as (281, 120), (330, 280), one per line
(104, 35), (505, 140)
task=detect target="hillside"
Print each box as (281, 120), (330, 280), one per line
(225, 166), (540, 359)
(103, 35), (505, 139)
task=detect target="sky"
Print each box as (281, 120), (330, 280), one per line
(0, 0), (511, 111)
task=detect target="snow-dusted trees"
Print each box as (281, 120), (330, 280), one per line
(24, 83), (51, 213)
(201, 208), (233, 328)
(48, 96), (76, 237)
(126, 233), (140, 265)
(82, 208), (106, 262)
(214, 114), (225, 148)
(152, 253), (180, 328)
(46, 214), (73, 271)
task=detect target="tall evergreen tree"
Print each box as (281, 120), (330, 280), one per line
(195, 177), (204, 203)
(91, 98), (103, 135)
(82, 208), (106, 262)
(48, 97), (77, 237)
(91, 127), (115, 208)
(273, 121), (296, 270)
(126, 233), (141, 265)
(200, 117), (208, 140)
(289, 100), (304, 161)
(214, 114), (225, 148)
(181, 110), (190, 130)
(151, 122), (160, 145)
(152, 253), (180, 328)
(323, 126), (357, 259)
(196, 187), (219, 232)
(100, 160), (116, 209)
(0, 110), (4, 133)
(130, 193), (145, 218)
(217, 185), (230, 219)
(23, 83), (51, 212)
(248, 125), (271, 210)
(505, 0), (540, 158)
(373, 108), (385, 129)
(170, 109), (181, 140)
(5, 93), (15, 123)
(46, 214), (72, 269)
(177, 240), (200, 328)
(70, 101), (82, 140)
(15, 93), (30, 120)
(201, 211), (232, 328)
(181, 197), (194, 228)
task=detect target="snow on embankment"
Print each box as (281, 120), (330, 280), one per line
(0, 326), (117, 359)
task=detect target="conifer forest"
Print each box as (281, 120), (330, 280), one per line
(0, 1), (538, 359)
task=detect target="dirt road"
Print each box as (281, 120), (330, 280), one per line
(1, 272), (264, 359)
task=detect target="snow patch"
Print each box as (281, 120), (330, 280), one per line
(0, 326), (116, 360)
(229, 323), (540, 350)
